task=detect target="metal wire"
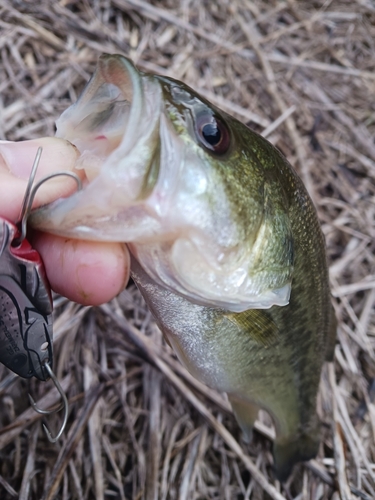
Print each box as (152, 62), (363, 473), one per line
(28, 362), (69, 443)
(14, 147), (82, 245)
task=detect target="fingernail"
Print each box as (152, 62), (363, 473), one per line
(0, 138), (78, 179)
(0, 139), (42, 179)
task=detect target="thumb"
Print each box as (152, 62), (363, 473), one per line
(0, 137), (81, 221)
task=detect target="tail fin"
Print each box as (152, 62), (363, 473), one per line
(273, 432), (319, 481)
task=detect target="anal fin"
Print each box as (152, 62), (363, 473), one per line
(228, 395), (261, 443)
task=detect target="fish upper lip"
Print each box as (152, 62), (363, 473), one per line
(55, 54), (150, 177)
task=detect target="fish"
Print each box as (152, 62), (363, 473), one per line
(30, 54), (336, 480)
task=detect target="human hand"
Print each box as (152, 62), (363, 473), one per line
(0, 138), (130, 305)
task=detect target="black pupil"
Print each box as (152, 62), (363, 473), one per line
(201, 122), (221, 146)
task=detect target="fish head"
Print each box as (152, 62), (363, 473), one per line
(31, 54), (294, 312)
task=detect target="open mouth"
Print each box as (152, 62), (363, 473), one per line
(56, 55), (145, 182)
(30, 55), (163, 240)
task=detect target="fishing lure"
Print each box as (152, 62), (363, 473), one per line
(0, 148), (80, 441)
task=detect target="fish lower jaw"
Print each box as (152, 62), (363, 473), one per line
(173, 278), (292, 312)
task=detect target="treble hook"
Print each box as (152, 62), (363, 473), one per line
(15, 146), (81, 442)
(18, 147), (42, 228)
(28, 362), (69, 443)
(14, 147), (82, 246)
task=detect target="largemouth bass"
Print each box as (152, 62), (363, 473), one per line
(31, 54), (336, 480)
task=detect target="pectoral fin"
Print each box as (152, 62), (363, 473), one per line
(224, 309), (279, 348)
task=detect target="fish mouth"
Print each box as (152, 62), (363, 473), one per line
(30, 54), (163, 241)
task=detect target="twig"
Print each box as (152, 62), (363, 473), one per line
(145, 366), (162, 500)
(332, 277), (375, 297)
(84, 346), (104, 500)
(304, 82), (375, 161)
(19, 425), (39, 500)
(102, 435), (127, 500)
(231, 3), (315, 200)
(0, 475), (18, 498)
(262, 105), (296, 138)
(329, 363), (353, 500)
(41, 383), (106, 500)
(267, 53), (375, 81)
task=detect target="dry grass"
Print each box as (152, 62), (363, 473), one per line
(0, 0), (374, 498)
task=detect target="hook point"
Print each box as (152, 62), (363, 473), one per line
(29, 362), (69, 442)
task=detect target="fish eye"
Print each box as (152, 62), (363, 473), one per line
(195, 114), (231, 154)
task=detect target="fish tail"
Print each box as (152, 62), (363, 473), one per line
(273, 431), (319, 481)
